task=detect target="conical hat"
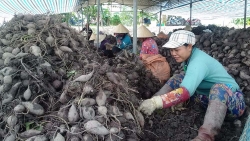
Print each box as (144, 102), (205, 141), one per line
(184, 25), (192, 31)
(89, 33), (96, 41)
(137, 25), (153, 38)
(113, 24), (129, 33)
(94, 34), (106, 43)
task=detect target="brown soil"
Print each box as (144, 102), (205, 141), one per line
(139, 101), (248, 141)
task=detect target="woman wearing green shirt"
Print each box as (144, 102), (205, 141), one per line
(139, 30), (245, 141)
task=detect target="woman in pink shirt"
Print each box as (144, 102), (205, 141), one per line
(138, 25), (170, 84)
(138, 25), (159, 58)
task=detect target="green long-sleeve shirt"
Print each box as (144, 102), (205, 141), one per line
(180, 48), (239, 96)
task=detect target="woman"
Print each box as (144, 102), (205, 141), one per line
(138, 25), (159, 57)
(99, 35), (116, 58)
(112, 24), (132, 54)
(80, 23), (93, 40)
(138, 25), (170, 83)
(139, 30), (245, 141)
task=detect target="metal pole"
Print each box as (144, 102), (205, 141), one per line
(133, 0), (137, 54)
(244, 0), (247, 29)
(97, 0), (100, 48)
(81, 4), (84, 29)
(159, 6), (162, 33)
(141, 10), (143, 25)
(86, 1), (89, 40)
(190, 0), (192, 26)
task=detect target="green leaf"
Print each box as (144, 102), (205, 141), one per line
(25, 121), (34, 130)
(67, 70), (77, 78)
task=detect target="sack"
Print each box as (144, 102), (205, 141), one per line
(141, 54), (170, 82)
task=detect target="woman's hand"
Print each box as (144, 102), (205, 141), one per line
(139, 96), (163, 115)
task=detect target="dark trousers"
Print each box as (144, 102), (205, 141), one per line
(104, 50), (115, 58)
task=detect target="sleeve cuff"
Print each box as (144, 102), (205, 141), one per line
(160, 87), (190, 108)
(151, 96), (163, 109)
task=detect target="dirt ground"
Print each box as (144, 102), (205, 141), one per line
(136, 100), (248, 141)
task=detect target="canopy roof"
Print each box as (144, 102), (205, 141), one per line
(0, 0), (79, 17)
(0, 0), (249, 19)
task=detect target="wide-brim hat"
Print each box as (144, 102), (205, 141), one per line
(89, 33), (96, 41)
(113, 24), (129, 33)
(163, 30), (195, 48)
(137, 25), (154, 38)
(94, 34), (106, 43)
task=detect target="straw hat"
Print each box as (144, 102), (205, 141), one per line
(137, 25), (154, 38)
(184, 25), (192, 31)
(89, 33), (96, 41)
(94, 34), (106, 43)
(113, 24), (129, 33)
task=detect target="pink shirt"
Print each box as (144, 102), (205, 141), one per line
(140, 38), (159, 57)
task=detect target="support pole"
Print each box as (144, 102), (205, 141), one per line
(86, 1), (89, 39)
(133, 0), (137, 54)
(159, 6), (162, 33)
(81, 4), (84, 29)
(190, 0), (192, 26)
(244, 0), (247, 29)
(97, 0), (100, 48)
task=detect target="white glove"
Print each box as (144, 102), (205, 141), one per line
(138, 96), (163, 115)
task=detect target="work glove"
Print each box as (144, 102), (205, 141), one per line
(138, 96), (163, 115)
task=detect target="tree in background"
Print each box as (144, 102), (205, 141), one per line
(60, 12), (77, 25)
(102, 8), (112, 26)
(233, 17), (250, 25)
(79, 4), (157, 26)
(82, 5), (97, 24)
(111, 14), (121, 25)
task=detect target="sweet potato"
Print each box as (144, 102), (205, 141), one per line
(58, 107), (69, 121)
(79, 98), (96, 106)
(68, 104), (79, 122)
(135, 110), (145, 128)
(14, 104), (25, 113)
(6, 115), (17, 128)
(19, 129), (41, 138)
(23, 86), (32, 100)
(110, 127), (119, 134)
(1, 67), (16, 76)
(2, 93), (13, 105)
(98, 106), (108, 118)
(28, 28), (36, 35)
(3, 75), (12, 84)
(25, 135), (48, 141)
(83, 134), (93, 141)
(26, 23), (35, 29)
(96, 88), (107, 106)
(9, 82), (21, 97)
(46, 33), (54, 46)
(80, 106), (95, 120)
(73, 69), (94, 82)
(15, 52), (29, 58)
(2, 52), (15, 59)
(4, 133), (16, 141)
(124, 111), (135, 121)
(3, 47), (13, 52)
(59, 46), (73, 52)
(84, 120), (109, 135)
(109, 106), (123, 116)
(30, 46), (41, 56)
(83, 84), (94, 94)
(53, 133), (65, 141)
(21, 102), (45, 115)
